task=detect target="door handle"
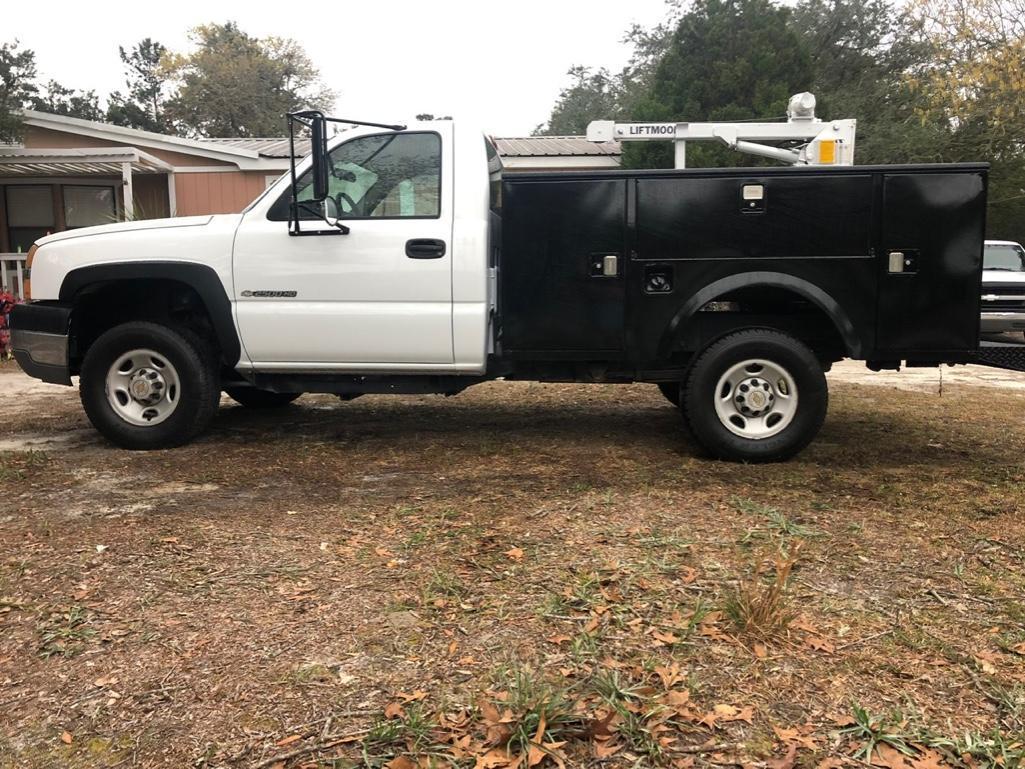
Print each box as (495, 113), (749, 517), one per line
(406, 238), (446, 259)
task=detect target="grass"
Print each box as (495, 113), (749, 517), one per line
(37, 605), (95, 658)
(4, 378), (1025, 767)
(841, 703), (1025, 769)
(841, 703), (917, 761)
(0, 450), (48, 482)
(361, 702), (447, 766)
(723, 541), (802, 639)
(493, 666), (591, 755)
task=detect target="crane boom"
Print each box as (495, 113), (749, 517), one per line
(586, 92), (856, 168)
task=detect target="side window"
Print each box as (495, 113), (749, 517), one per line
(269, 132), (442, 221)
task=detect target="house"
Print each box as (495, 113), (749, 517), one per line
(0, 111), (621, 297)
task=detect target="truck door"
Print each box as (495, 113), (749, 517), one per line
(876, 170), (986, 355)
(232, 127), (453, 366)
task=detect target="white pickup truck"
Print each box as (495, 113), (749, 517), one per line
(11, 113), (991, 461)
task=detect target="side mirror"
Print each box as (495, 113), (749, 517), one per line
(310, 113), (329, 202)
(323, 196), (340, 221)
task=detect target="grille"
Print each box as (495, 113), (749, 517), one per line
(981, 283), (1025, 311)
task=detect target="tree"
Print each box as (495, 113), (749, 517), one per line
(106, 39), (172, 132)
(790, 0), (942, 166)
(536, 66), (621, 135)
(0, 40), (37, 141)
(30, 80), (104, 121)
(626, 0), (814, 168)
(900, 0), (1025, 241)
(165, 22), (334, 138)
(536, 2), (685, 136)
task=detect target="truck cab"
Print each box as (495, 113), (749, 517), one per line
(11, 115), (990, 462)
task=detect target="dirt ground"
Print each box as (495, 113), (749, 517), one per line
(0, 359), (1023, 769)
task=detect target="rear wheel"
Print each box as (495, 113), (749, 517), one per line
(80, 322), (220, 450)
(683, 329), (827, 462)
(225, 387), (301, 409)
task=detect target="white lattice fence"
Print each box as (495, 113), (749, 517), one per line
(1, 254), (27, 300)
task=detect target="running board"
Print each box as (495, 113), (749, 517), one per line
(974, 341), (1025, 373)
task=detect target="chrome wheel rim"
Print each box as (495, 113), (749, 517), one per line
(713, 358), (798, 440)
(105, 348), (181, 426)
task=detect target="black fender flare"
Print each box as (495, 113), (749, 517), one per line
(59, 261), (241, 365)
(659, 271), (862, 358)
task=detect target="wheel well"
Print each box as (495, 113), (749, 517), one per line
(68, 279), (221, 373)
(673, 285), (850, 364)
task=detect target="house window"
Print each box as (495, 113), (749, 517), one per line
(63, 185), (116, 228)
(5, 186), (54, 253)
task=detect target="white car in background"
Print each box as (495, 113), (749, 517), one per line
(981, 239), (1025, 341)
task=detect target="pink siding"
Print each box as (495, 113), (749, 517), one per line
(174, 172), (268, 216)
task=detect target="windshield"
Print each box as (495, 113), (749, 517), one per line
(983, 243), (1025, 272)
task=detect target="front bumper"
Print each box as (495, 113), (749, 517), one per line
(10, 302), (73, 385)
(980, 311), (1025, 333)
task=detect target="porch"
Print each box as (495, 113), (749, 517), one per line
(0, 147), (176, 297)
(1, 253), (27, 299)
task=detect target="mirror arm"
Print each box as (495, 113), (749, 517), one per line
(286, 109), (401, 237)
(289, 201), (350, 237)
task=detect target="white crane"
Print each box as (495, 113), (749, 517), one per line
(586, 92), (856, 168)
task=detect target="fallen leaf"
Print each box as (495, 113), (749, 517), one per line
(275, 734), (302, 747)
(594, 738), (621, 758)
(475, 747), (514, 768)
(767, 744), (798, 769)
(386, 757), (417, 769)
(60, 731), (73, 745)
(384, 701), (405, 719)
(547, 635), (571, 645)
(680, 566), (697, 584)
(398, 690), (428, 702)
(871, 744), (912, 769)
(973, 655), (997, 675)
(504, 547), (524, 562)
(527, 712), (547, 767)
(754, 643), (768, 659)
(910, 747), (948, 769)
(805, 636), (835, 653)
(655, 662), (682, 689)
(652, 630), (680, 646)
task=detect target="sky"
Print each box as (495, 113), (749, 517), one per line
(7, 0), (673, 137)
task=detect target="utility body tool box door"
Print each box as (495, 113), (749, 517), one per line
(500, 178), (626, 354)
(876, 169), (986, 355)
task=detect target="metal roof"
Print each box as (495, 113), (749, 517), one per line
(0, 147), (174, 176)
(199, 137), (304, 158)
(198, 135), (621, 160)
(493, 136), (622, 158)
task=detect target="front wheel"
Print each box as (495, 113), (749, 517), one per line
(683, 329), (827, 462)
(80, 322), (220, 450)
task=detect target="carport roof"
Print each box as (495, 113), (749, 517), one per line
(0, 146), (174, 176)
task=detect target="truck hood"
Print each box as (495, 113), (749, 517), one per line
(35, 215), (231, 246)
(982, 270), (1025, 285)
